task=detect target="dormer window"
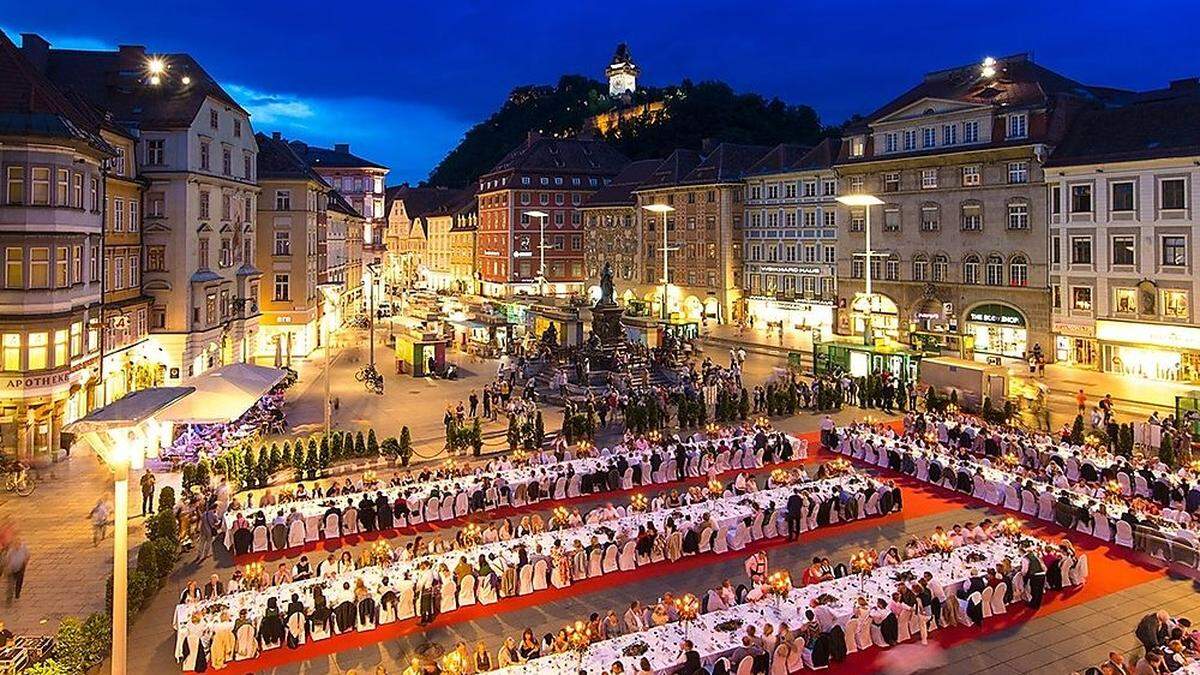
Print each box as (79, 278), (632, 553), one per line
(849, 137), (865, 158)
(1007, 113), (1028, 139)
(903, 130), (917, 151)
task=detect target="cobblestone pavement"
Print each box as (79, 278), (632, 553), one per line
(0, 452), (148, 634)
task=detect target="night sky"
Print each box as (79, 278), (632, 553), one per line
(5, 1), (1199, 184)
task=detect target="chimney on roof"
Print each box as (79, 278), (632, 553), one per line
(334, 143), (350, 153)
(271, 131), (282, 140)
(1169, 77), (1199, 91)
(117, 45), (147, 63)
(19, 34), (49, 73)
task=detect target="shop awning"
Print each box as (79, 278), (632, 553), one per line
(64, 387), (195, 434)
(157, 363), (286, 425)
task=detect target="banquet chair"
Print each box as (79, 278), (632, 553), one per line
(532, 559), (549, 591)
(749, 512), (765, 540)
(728, 522), (749, 551)
(1076, 519), (1094, 536)
(424, 497), (440, 521)
(731, 449), (745, 470)
(618, 541), (637, 571)
(753, 449), (765, 467)
(251, 525), (270, 553)
(990, 582), (1008, 615)
(764, 513), (780, 539)
(439, 495), (455, 521)
(855, 618), (872, 653)
(666, 531), (684, 561)
(517, 564), (534, 595)
(869, 618), (889, 648)
(379, 591), (399, 624)
(1020, 490), (1038, 516)
(554, 477), (568, 499)
(1134, 474), (1150, 498)
(980, 586), (995, 619)
(769, 644), (790, 675)
(714, 451), (730, 473)
(287, 520), (307, 548)
(458, 575), (477, 605)
(304, 515), (321, 543)
(713, 528), (729, 554)
(588, 549), (604, 577)
(397, 581), (416, 619)
(477, 580), (498, 605)
(711, 657), (731, 675)
(512, 483), (528, 507)
(1037, 492), (1055, 521)
(1117, 473), (1132, 496)
(405, 498), (422, 526)
(234, 622), (258, 658)
(454, 493), (469, 517)
(1114, 520), (1134, 547)
(864, 445), (877, 465)
(308, 611), (331, 641)
(1092, 517), (1112, 542)
(357, 597), (378, 631)
(972, 479), (993, 503)
(333, 601), (356, 635)
(844, 617), (859, 654)
(1003, 485), (1021, 511)
(959, 591), (984, 627)
(699, 527), (714, 553)
(864, 492), (880, 516)
(440, 580), (458, 613)
(621, 468), (634, 490)
(1010, 572), (1026, 603)
(897, 606), (913, 642)
(909, 607), (929, 642)
(602, 544), (619, 573)
(915, 457), (929, 481)
(484, 487), (499, 509)
(735, 655), (755, 675)
(270, 524), (288, 551)
(1065, 457), (1080, 482)
(342, 507), (359, 535)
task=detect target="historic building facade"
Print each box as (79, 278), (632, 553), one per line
(448, 199), (479, 295)
(579, 159), (660, 304)
(475, 134), (627, 297)
(255, 132), (327, 364)
(1044, 81), (1200, 381)
(327, 190), (364, 325)
(741, 139), (841, 335)
(633, 143), (767, 323)
(834, 54), (1119, 363)
(39, 38), (262, 383)
(1, 33), (112, 458)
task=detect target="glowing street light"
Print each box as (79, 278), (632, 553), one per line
(836, 194), (885, 345)
(641, 203), (678, 320)
(981, 56), (997, 78)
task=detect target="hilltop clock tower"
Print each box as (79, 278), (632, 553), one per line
(605, 43), (639, 96)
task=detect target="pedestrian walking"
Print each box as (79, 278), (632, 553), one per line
(1075, 389), (1087, 414)
(194, 507), (218, 562)
(89, 499), (111, 546)
(140, 469), (156, 515)
(5, 540), (27, 606)
(468, 390), (479, 418)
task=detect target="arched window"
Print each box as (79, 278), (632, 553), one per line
(912, 254), (929, 281)
(963, 254), (981, 284)
(986, 254), (1005, 285)
(885, 255), (900, 281)
(1009, 255), (1028, 287)
(932, 254), (949, 282)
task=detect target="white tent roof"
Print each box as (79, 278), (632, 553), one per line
(64, 387), (195, 434)
(157, 363), (287, 425)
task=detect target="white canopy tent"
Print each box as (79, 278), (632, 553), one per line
(155, 363), (287, 425)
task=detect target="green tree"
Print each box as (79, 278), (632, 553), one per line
(354, 430), (367, 457)
(367, 429), (379, 456)
(470, 417), (484, 456)
(398, 426), (413, 466)
(1070, 414), (1086, 446)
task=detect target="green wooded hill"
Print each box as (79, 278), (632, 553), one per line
(426, 75), (830, 189)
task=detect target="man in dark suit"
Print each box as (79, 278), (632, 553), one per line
(786, 489), (805, 541)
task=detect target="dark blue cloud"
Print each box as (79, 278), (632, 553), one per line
(5, 0), (1200, 183)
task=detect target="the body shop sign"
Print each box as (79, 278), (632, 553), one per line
(967, 304), (1025, 327)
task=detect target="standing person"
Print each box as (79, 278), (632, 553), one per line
(5, 539), (28, 605)
(1022, 549), (1046, 608)
(415, 561), (439, 626)
(786, 489), (805, 542)
(469, 390), (479, 418)
(744, 550), (768, 585)
(89, 499), (111, 546)
(194, 507), (219, 563)
(1076, 389), (1087, 414)
(482, 388), (492, 421)
(140, 469), (156, 516)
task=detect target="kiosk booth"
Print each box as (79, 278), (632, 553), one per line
(813, 337), (922, 384)
(395, 330), (450, 377)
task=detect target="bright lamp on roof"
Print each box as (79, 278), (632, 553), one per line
(981, 56), (997, 78)
(147, 57), (165, 75)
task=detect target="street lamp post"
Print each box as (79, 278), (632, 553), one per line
(318, 283), (342, 438)
(526, 210), (551, 296)
(641, 203), (678, 320)
(366, 262), (380, 370)
(836, 194), (885, 346)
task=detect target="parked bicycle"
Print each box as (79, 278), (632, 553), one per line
(355, 364), (385, 395)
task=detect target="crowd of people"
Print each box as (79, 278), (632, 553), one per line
(1125, 610), (1200, 674)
